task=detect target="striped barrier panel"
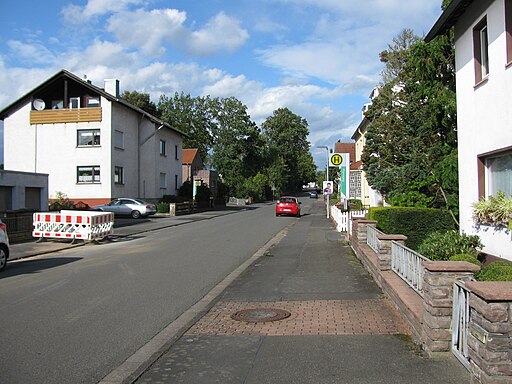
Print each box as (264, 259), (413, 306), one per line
(32, 210), (114, 241)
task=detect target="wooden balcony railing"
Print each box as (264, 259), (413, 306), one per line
(30, 108), (102, 124)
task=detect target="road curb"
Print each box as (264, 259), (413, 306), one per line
(98, 223), (293, 384)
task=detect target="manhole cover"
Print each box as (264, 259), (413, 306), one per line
(231, 308), (291, 323)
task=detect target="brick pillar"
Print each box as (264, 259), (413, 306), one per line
(422, 261), (480, 355)
(376, 234), (407, 271)
(464, 282), (512, 384)
(351, 219), (377, 246)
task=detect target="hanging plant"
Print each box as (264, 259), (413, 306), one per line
(472, 192), (512, 230)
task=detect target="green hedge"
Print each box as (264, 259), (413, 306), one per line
(477, 261), (512, 281)
(368, 207), (455, 250)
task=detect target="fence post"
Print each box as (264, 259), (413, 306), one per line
(377, 234), (407, 271)
(422, 261), (480, 355)
(464, 282), (512, 384)
(351, 219), (377, 246)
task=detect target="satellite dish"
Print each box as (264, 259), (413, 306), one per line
(33, 99), (45, 111)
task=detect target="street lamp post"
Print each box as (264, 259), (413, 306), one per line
(317, 146), (330, 219)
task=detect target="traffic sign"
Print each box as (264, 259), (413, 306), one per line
(330, 153), (343, 167)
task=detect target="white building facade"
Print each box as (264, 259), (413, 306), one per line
(0, 70), (184, 206)
(427, 0), (512, 260)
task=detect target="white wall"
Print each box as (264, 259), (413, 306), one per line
(455, 0), (512, 260)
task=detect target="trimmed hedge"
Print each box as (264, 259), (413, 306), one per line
(449, 253), (482, 267)
(476, 261), (512, 281)
(368, 207), (455, 250)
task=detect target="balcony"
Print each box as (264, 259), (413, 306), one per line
(30, 108), (102, 124)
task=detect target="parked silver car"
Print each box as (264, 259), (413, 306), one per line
(92, 198), (157, 219)
(0, 219), (11, 272)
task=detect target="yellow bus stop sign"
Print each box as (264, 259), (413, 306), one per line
(330, 153), (343, 166)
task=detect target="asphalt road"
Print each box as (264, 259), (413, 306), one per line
(0, 200), (312, 384)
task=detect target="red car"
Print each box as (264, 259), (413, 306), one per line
(276, 196), (301, 217)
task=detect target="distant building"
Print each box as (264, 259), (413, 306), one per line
(0, 70), (185, 206)
(182, 148), (203, 182)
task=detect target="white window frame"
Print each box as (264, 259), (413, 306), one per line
(160, 140), (166, 156)
(69, 97), (80, 109)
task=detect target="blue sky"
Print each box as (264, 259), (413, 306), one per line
(0, 0), (443, 167)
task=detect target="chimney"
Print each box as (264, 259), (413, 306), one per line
(104, 79), (120, 97)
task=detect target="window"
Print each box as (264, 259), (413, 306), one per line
(114, 166), (124, 184)
(175, 144), (179, 160)
(506, 0), (512, 64)
(175, 174), (179, 190)
(478, 148), (512, 198)
(77, 129), (100, 146)
(77, 166), (100, 183)
(85, 96), (100, 108)
(473, 17), (489, 84)
(69, 97), (80, 109)
(160, 173), (167, 188)
(160, 140), (166, 156)
(114, 130), (124, 149)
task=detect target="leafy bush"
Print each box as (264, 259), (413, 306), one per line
(417, 230), (483, 261)
(349, 199), (363, 210)
(49, 191), (75, 211)
(476, 261), (512, 281)
(368, 207), (454, 250)
(157, 202), (169, 213)
(472, 191), (512, 230)
(448, 253), (482, 267)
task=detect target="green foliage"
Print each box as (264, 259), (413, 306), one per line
(348, 199), (363, 210)
(472, 192), (512, 230)
(362, 29), (458, 223)
(157, 202), (170, 213)
(49, 191), (75, 211)
(262, 108), (315, 194)
(449, 254), (482, 267)
(121, 90), (160, 117)
(195, 185), (211, 202)
(368, 207), (454, 250)
(417, 230), (483, 261)
(476, 262), (512, 282)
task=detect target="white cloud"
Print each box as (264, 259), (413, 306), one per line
(7, 40), (56, 65)
(61, 0), (144, 24)
(107, 9), (188, 55)
(187, 12), (249, 55)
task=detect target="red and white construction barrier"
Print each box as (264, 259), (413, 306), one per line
(33, 210), (114, 241)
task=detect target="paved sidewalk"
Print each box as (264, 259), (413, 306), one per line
(135, 201), (470, 384)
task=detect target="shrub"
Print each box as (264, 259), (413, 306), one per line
(157, 202), (169, 213)
(417, 230), (483, 261)
(448, 253), (482, 267)
(476, 261), (512, 281)
(49, 191), (75, 211)
(349, 199), (363, 211)
(368, 207), (454, 250)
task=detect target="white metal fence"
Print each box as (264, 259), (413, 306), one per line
(366, 225), (380, 253)
(452, 281), (471, 370)
(391, 241), (428, 296)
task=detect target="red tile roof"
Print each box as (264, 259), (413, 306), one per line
(182, 148), (199, 164)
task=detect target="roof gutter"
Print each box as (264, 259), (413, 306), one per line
(425, 0), (474, 42)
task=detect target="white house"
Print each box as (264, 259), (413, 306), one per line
(351, 88), (383, 208)
(426, 0), (512, 260)
(0, 70), (185, 207)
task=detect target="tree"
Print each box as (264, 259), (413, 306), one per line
(209, 97), (264, 196)
(261, 108), (315, 193)
(158, 92), (215, 163)
(362, 28), (459, 222)
(121, 90), (159, 117)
